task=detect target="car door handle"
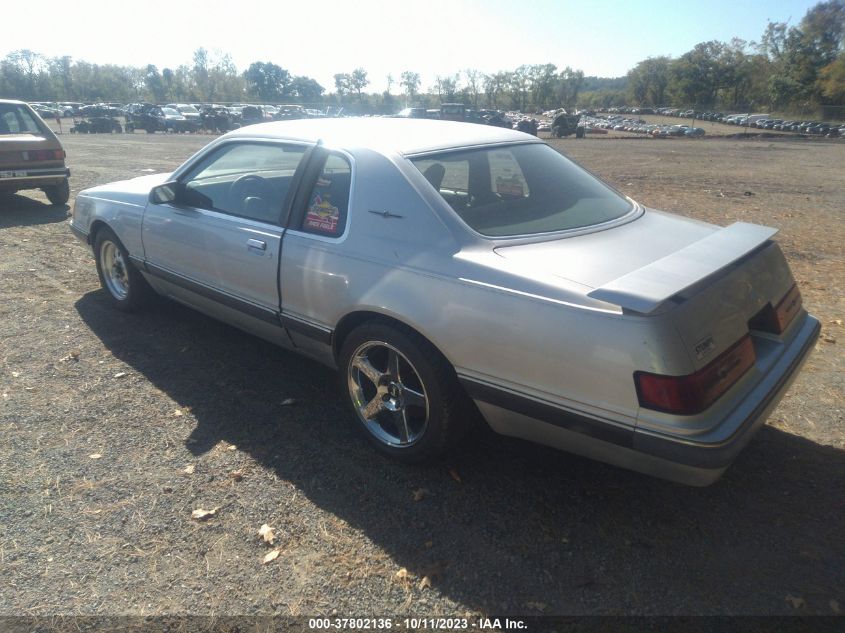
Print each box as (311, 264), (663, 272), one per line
(247, 238), (267, 251)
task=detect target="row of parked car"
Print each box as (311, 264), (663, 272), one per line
(582, 114), (705, 137)
(50, 101), (330, 134)
(600, 107), (845, 137)
(724, 115), (845, 136)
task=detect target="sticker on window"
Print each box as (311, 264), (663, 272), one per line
(495, 174), (525, 197)
(304, 194), (340, 234)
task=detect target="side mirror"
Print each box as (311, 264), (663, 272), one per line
(149, 180), (183, 205)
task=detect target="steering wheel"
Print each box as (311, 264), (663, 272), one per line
(228, 174), (276, 213)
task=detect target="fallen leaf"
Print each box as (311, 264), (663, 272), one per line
(173, 409), (184, 417)
(419, 576), (432, 590)
(281, 398), (296, 406)
(830, 599), (841, 614)
(822, 336), (836, 344)
(262, 549), (280, 564)
(11, 371), (20, 378)
(525, 601), (547, 612)
(412, 488), (429, 502)
(229, 470), (244, 482)
(395, 568), (408, 580)
(113, 372), (127, 379)
(830, 319), (843, 326)
(191, 507), (218, 521)
(424, 540), (433, 548)
(182, 464), (195, 475)
(258, 524), (276, 544)
(88, 453), (102, 459)
(227, 445), (237, 451)
(785, 595), (806, 609)
(448, 468), (462, 483)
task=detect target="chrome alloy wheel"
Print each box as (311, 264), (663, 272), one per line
(347, 341), (429, 447)
(99, 240), (130, 300)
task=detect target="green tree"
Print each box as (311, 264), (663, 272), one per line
(244, 61), (291, 102)
(527, 63), (557, 110)
(349, 68), (369, 102)
(400, 71), (421, 103)
(557, 66), (584, 107)
(290, 76), (324, 103)
(145, 65), (167, 102)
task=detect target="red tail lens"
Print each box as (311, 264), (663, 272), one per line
(774, 285), (802, 332)
(748, 284), (802, 335)
(23, 149), (64, 161)
(635, 335), (756, 415)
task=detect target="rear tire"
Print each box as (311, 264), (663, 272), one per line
(43, 180), (70, 205)
(338, 321), (474, 462)
(93, 226), (152, 312)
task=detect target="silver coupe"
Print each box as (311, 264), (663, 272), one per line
(69, 119), (820, 485)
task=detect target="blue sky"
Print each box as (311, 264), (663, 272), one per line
(2, 0), (822, 91)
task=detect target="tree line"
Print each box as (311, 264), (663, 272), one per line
(619, 0), (844, 116)
(1, 1), (842, 116)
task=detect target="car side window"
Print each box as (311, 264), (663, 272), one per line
(181, 142), (307, 224)
(300, 153), (351, 237)
(414, 157), (470, 210)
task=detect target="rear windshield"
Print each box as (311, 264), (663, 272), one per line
(411, 143), (633, 237)
(0, 103), (43, 135)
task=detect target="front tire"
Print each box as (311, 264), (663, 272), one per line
(339, 322), (473, 462)
(43, 180), (70, 205)
(93, 227), (151, 312)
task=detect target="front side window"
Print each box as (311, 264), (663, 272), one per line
(300, 153), (351, 237)
(411, 143), (633, 237)
(181, 142), (307, 223)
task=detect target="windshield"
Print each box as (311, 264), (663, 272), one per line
(411, 143), (634, 237)
(0, 103), (44, 135)
(162, 108), (180, 116)
(178, 105), (199, 114)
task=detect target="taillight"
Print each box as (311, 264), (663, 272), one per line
(22, 149), (64, 161)
(748, 284), (802, 335)
(634, 335), (756, 415)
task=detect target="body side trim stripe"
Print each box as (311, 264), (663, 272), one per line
(280, 312), (333, 345)
(459, 376), (634, 448)
(143, 262), (280, 326)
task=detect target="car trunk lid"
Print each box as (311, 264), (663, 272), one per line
(0, 135), (62, 168)
(494, 210), (797, 370)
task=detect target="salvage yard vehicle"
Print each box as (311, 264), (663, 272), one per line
(551, 111), (584, 138)
(124, 103), (166, 134)
(69, 118), (820, 486)
(70, 115), (123, 134)
(0, 99), (70, 204)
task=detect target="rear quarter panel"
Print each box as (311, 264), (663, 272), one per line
(280, 148), (694, 427)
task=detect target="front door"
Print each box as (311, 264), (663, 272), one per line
(142, 140), (310, 321)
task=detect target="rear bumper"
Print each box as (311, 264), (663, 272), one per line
(633, 313), (821, 476)
(462, 313), (820, 486)
(0, 166), (70, 190)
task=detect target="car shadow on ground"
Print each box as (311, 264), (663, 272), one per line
(75, 290), (845, 615)
(0, 194), (69, 228)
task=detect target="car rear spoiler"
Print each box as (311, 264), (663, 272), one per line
(587, 222), (778, 314)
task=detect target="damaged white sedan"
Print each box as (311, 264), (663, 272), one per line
(70, 118), (820, 485)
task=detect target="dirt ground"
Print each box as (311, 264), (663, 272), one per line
(1, 131), (843, 618)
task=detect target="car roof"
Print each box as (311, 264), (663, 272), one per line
(223, 117), (534, 156)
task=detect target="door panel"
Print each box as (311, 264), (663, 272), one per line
(141, 141), (308, 316)
(142, 205), (283, 312)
